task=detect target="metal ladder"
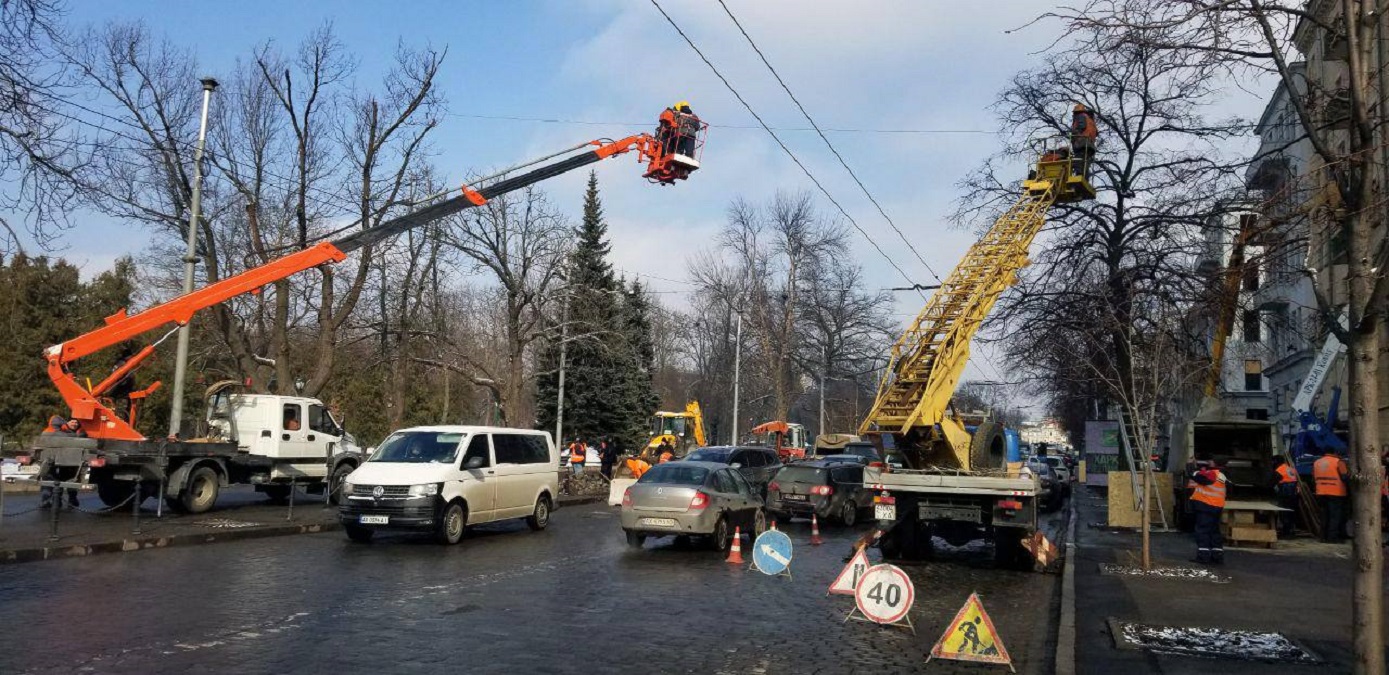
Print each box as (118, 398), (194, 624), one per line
(1118, 408), (1169, 530)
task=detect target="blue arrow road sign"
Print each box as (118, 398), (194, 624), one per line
(752, 529), (793, 576)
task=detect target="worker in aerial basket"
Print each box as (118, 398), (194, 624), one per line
(1188, 459), (1227, 565)
(1070, 103), (1098, 177)
(658, 100), (700, 160)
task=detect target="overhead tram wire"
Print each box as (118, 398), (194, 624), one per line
(445, 111), (993, 135)
(647, 0), (926, 300)
(715, 0), (942, 284)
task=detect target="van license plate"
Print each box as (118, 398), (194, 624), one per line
(874, 504), (896, 521)
(359, 515), (389, 525)
(639, 518), (676, 528)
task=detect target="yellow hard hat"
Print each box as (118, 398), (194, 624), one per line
(674, 100), (689, 110)
(1073, 103), (1088, 112)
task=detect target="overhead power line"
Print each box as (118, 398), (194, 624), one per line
(647, 0), (925, 300)
(714, 0), (943, 284)
(445, 111), (991, 135)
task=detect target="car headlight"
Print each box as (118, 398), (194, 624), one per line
(342, 481), (355, 495)
(408, 483), (439, 497)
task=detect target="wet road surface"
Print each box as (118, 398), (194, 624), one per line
(0, 499), (1067, 674)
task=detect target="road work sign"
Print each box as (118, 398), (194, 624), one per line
(927, 592), (1013, 671)
(751, 529), (793, 577)
(828, 547), (871, 596)
(850, 564), (915, 631)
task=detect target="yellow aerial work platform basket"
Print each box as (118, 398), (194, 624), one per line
(1025, 136), (1097, 203)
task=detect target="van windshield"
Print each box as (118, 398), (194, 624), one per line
(369, 431), (464, 464)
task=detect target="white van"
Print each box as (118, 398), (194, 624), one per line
(338, 426), (559, 545)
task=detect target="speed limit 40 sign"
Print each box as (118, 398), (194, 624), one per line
(853, 563), (915, 627)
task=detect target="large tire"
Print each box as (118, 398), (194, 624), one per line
(526, 495), (551, 531)
(753, 509), (768, 536)
(839, 499), (858, 527)
(328, 462), (355, 506)
(96, 479), (138, 508)
(179, 466), (221, 514)
(435, 502), (466, 545)
(345, 525), (374, 543)
(968, 421), (1007, 470)
(262, 485), (292, 504)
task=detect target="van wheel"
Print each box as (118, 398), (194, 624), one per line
(435, 502), (466, 545)
(625, 530), (646, 548)
(840, 500), (858, 527)
(345, 525), (374, 543)
(753, 509), (767, 536)
(526, 496), (551, 531)
(180, 466), (220, 514)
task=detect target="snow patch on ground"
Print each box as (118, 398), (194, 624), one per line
(1115, 621), (1318, 663)
(1099, 563), (1231, 583)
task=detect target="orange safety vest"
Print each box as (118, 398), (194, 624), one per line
(658, 450), (674, 464)
(626, 458), (649, 479)
(1276, 464), (1297, 485)
(1190, 470), (1227, 509)
(570, 444), (586, 464)
(1312, 455), (1347, 497)
(1072, 111), (1098, 140)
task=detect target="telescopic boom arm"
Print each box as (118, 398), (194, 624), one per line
(48, 114), (707, 441)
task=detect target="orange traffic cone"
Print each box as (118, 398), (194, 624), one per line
(726, 526), (744, 564)
(771, 520), (778, 531)
(810, 514), (824, 545)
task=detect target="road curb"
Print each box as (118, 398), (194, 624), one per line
(557, 495), (606, 508)
(0, 520), (340, 565)
(1055, 500), (1079, 675)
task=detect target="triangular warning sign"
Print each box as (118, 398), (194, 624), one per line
(828, 547), (871, 596)
(928, 592), (1013, 669)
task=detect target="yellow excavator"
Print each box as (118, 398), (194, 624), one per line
(643, 401), (706, 460)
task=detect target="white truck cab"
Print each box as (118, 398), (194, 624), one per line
(340, 426), (559, 545)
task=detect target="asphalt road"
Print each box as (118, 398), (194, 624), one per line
(0, 498), (1068, 674)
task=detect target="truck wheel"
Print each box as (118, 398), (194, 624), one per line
(435, 502), (466, 545)
(179, 466), (221, 514)
(328, 463), (355, 506)
(97, 479), (136, 508)
(526, 495), (551, 531)
(345, 525), (374, 543)
(839, 500), (858, 527)
(993, 529), (1033, 571)
(969, 421), (1007, 470)
(262, 485), (292, 504)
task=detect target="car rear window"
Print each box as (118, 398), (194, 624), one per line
(775, 466), (827, 483)
(685, 448), (731, 463)
(1045, 456), (1063, 467)
(639, 464), (710, 486)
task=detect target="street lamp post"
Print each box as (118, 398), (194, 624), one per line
(168, 77), (218, 439)
(554, 293), (569, 446)
(730, 311), (742, 445)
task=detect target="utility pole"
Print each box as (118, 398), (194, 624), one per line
(555, 293), (569, 446)
(730, 311), (742, 446)
(819, 344), (827, 436)
(168, 77), (218, 439)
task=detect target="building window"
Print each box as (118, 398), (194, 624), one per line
(1246, 408), (1269, 421)
(1243, 310), (1262, 343)
(1244, 359), (1264, 391)
(1242, 259), (1260, 291)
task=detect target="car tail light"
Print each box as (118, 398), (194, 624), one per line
(811, 485), (834, 496)
(868, 461), (885, 468)
(768, 481), (780, 493)
(998, 499), (1023, 511)
(88, 457), (106, 468)
(622, 488), (633, 508)
(16, 455), (32, 466)
(688, 491), (709, 510)
(873, 494), (895, 505)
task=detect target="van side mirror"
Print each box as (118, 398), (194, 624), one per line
(464, 457), (485, 470)
(729, 462), (741, 469)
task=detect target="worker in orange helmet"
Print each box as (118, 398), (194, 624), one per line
(1188, 459), (1227, 564)
(658, 100), (699, 159)
(1312, 449), (1349, 542)
(1070, 103), (1098, 177)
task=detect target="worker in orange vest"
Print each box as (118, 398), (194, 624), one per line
(1188, 460), (1227, 564)
(657, 440), (675, 464)
(568, 440), (587, 476)
(625, 456), (650, 480)
(1271, 456), (1299, 537)
(1312, 450), (1349, 542)
(1070, 103), (1098, 177)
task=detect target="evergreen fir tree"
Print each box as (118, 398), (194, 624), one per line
(618, 280), (661, 447)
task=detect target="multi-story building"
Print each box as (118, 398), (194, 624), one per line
(1244, 63), (1324, 439)
(1020, 418), (1069, 448)
(1195, 206), (1273, 421)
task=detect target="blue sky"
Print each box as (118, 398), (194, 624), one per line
(26, 0), (1268, 392)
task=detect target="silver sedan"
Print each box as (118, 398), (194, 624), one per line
(619, 461), (767, 552)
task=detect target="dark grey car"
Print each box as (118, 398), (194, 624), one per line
(619, 461), (767, 552)
(766, 460), (874, 526)
(682, 446), (782, 495)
